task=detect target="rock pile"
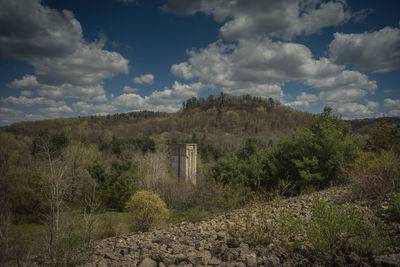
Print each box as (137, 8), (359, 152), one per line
(82, 187), (400, 267)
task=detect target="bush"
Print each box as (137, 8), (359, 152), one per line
(307, 198), (388, 263)
(125, 190), (168, 232)
(212, 138), (268, 191)
(388, 192), (400, 222)
(349, 150), (400, 199)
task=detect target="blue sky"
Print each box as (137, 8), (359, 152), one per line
(0, 0), (399, 125)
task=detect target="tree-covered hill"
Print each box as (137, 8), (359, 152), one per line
(2, 94), (312, 162)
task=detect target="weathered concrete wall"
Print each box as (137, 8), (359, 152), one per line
(171, 144), (197, 185)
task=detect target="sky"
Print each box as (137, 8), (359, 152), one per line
(0, 0), (399, 126)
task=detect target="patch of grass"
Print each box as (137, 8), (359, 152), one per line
(240, 197), (390, 265)
(307, 198), (389, 264)
(227, 203), (303, 248)
(349, 150), (400, 200)
(388, 192), (400, 222)
(97, 211), (132, 237)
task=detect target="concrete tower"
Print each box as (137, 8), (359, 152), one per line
(171, 144), (197, 185)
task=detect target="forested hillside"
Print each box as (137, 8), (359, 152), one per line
(3, 94), (311, 162)
(1, 94), (399, 266)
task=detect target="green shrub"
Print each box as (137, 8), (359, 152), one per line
(307, 198), (388, 263)
(212, 138), (268, 191)
(349, 150), (400, 199)
(388, 192), (400, 222)
(125, 190), (168, 232)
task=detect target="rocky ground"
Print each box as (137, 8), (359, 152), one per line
(81, 187), (400, 267)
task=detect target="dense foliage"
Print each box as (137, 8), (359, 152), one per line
(213, 108), (361, 193)
(88, 159), (139, 211)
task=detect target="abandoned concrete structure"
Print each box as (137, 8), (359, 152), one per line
(171, 144), (197, 185)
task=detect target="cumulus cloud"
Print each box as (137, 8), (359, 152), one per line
(133, 74), (154, 85)
(1, 0), (129, 100)
(122, 86), (140, 93)
(113, 93), (147, 109)
(1, 96), (65, 107)
(7, 75), (39, 88)
(30, 41), (129, 87)
(34, 82), (107, 99)
(0, 107), (25, 125)
(384, 98), (400, 109)
(305, 70), (377, 93)
(163, 0), (352, 40)
(171, 38), (377, 102)
(329, 26), (400, 72)
(0, 0), (82, 59)
(334, 101), (379, 118)
(110, 81), (204, 112)
(384, 98), (400, 117)
(39, 105), (73, 114)
(171, 37), (379, 117)
(72, 101), (117, 114)
(288, 92), (319, 108)
(146, 81), (203, 110)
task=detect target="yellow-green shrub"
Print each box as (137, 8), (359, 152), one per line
(125, 190), (168, 232)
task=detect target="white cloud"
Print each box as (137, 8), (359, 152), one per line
(30, 41), (129, 87)
(163, 0), (352, 40)
(305, 70), (376, 93)
(288, 92), (318, 108)
(7, 75), (39, 88)
(384, 98), (400, 117)
(334, 101), (379, 118)
(319, 88), (367, 103)
(172, 38), (342, 85)
(133, 74), (154, 85)
(0, 107), (49, 125)
(72, 101), (117, 114)
(388, 110), (400, 117)
(39, 105), (73, 114)
(0, 107), (24, 125)
(91, 94), (108, 102)
(110, 81), (204, 113)
(35, 82), (107, 99)
(146, 81), (203, 110)
(172, 38), (377, 102)
(329, 26), (400, 72)
(122, 86), (140, 93)
(1, 96), (65, 107)
(112, 93), (147, 109)
(0, 0), (82, 59)
(172, 37), (379, 117)
(384, 98), (400, 109)
(1, 0), (129, 100)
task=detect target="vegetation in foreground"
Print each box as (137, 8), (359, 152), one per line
(0, 94), (399, 265)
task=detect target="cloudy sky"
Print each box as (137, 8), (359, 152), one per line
(0, 0), (399, 125)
